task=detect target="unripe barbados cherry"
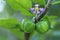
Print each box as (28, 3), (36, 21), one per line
(20, 19), (35, 33)
(36, 20), (49, 34)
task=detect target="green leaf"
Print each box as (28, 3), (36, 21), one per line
(0, 18), (24, 40)
(16, 0), (32, 10)
(48, 16), (57, 20)
(48, 16), (57, 27)
(0, 18), (21, 29)
(5, 5), (14, 15)
(49, 1), (60, 17)
(52, 1), (60, 5)
(31, 0), (46, 5)
(5, 0), (33, 16)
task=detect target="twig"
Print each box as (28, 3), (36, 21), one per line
(35, 0), (52, 23)
(24, 33), (30, 40)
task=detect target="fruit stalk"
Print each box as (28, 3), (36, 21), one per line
(24, 33), (30, 40)
(35, 0), (52, 23)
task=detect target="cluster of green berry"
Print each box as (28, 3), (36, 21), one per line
(20, 16), (50, 34)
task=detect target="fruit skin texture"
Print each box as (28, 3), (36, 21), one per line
(36, 20), (49, 34)
(20, 19), (35, 33)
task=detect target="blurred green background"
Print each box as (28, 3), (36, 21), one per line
(0, 0), (60, 40)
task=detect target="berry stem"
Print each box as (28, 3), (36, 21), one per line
(24, 33), (30, 40)
(35, 0), (52, 23)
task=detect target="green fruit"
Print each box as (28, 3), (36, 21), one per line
(20, 19), (35, 33)
(36, 20), (49, 34)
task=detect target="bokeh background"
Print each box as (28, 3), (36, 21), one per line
(0, 0), (60, 40)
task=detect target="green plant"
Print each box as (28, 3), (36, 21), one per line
(0, 0), (60, 40)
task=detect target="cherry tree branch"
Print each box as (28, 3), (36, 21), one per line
(35, 0), (52, 23)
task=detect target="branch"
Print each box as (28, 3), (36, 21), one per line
(24, 33), (30, 40)
(35, 0), (52, 23)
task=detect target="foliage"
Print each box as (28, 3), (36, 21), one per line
(5, 0), (33, 16)
(0, 0), (60, 40)
(0, 18), (20, 29)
